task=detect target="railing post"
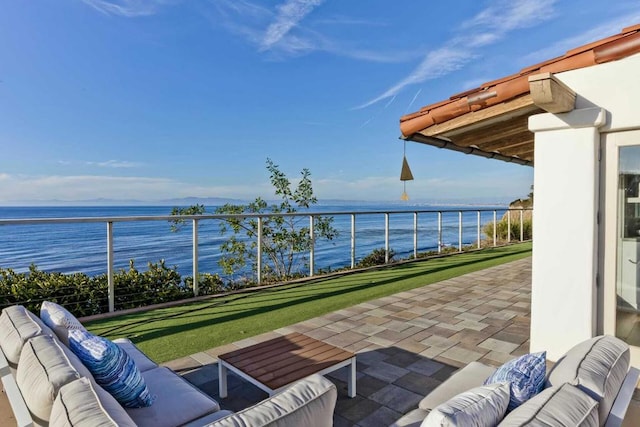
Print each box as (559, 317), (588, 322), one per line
(477, 211), (481, 249)
(507, 210), (511, 243)
(413, 212), (418, 259)
(309, 215), (315, 277)
(458, 211), (463, 252)
(438, 212), (443, 253)
(107, 222), (114, 313)
(257, 217), (262, 284)
(520, 209), (524, 241)
(384, 213), (390, 263)
(350, 214), (356, 269)
(192, 219), (199, 296)
(493, 210), (497, 247)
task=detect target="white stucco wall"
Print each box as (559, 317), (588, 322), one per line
(529, 113), (603, 360)
(554, 52), (640, 133)
(528, 52), (640, 360)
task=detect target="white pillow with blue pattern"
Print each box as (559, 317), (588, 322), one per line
(483, 351), (546, 411)
(68, 329), (155, 408)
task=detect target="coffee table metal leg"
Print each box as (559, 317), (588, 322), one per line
(348, 357), (356, 398)
(219, 361), (228, 398)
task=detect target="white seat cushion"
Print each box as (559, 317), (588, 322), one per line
(17, 334), (92, 426)
(423, 383), (510, 427)
(546, 335), (629, 426)
(50, 377), (137, 427)
(498, 383), (598, 427)
(208, 374), (336, 427)
(125, 366), (220, 427)
(113, 338), (158, 372)
(0, 305), (55, 366)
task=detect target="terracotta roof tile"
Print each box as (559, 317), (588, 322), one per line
(400, 24), (640, 137)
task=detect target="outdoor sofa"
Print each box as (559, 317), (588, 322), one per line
(391, 335), (640, 427)
(0, 304), (337, 427)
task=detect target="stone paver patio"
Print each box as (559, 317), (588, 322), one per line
(164, 257), (533, 426)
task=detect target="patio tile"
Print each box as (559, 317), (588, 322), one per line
(362, 316), (389, 326)
(406, 358), (445, 376)
(407, 317), (438, 329)
(419, 346), (448, 359)
(353, 374), (388, 398)
(432, 365), (459, 382)
(356, 406), (403, 427)
(455, 319), (488, 331)
(190, 351), (217, 366)
(481, 350), (517, 365)
(439, 345), (486, 365)
(162, 355), (201, 372)
(384, 351), (422, 369)
(363, 361), (410, 383)
(370, 384), (423, 414)
(344, 340), (375, 353)
(305, 327), (338, 341)
(365, 335), (397, 348)
(356, 349), (389, 365)
(491, 331), (528, 345)
(420, 335), (458, 349)
(325, 331), (368, 348)
(395, 338), (429, 354)
(394, 372), (443, 396)
(455, 312), (486, 322)
(381, 319), (415, 332)
(335, 395), (381, 423)
(479, 337), (520, 353)
(352, 323), (387, 336)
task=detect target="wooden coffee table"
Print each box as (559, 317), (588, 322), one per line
(218, 332), (356, 398)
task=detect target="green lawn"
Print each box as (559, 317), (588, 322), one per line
(86, 243), (532, 363)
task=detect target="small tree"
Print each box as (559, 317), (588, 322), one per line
(171, 159), (338, 282)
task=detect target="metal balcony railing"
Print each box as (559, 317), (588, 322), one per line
(0, 208), (532, 312)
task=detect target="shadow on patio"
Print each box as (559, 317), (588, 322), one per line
(164, 257), (532, 426)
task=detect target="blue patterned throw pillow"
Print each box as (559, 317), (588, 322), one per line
(68, 329), (154, 408)
(484, 351), (546, 411)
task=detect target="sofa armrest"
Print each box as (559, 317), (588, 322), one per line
(604, 367), (640, 427)
(0, 347), (10, 377)
(203, 375), (337, 427)
(1, 370), (34, 427)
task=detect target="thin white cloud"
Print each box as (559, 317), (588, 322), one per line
(522, 11), (640, 64)
(358, 47), (476, 109)
(208, 0), (410, 62)
(358, 0), (558, 109)
(80, 0), (169, 17)
(87, 160), (144, 168)
(260, 0), (324, 51)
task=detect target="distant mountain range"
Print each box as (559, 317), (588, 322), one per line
(0, 196), (511, 207)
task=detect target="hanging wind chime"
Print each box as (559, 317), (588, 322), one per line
(400, 140), (414, 200)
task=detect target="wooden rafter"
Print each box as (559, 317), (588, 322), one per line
(529, 72), (576, 114)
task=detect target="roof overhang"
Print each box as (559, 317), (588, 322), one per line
(399, 24), (640, 168)
(403, 94), (542, 166)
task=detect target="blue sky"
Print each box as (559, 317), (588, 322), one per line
(1, 1), (639, 204)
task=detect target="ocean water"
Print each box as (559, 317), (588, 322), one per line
(0, 205), (509, 278)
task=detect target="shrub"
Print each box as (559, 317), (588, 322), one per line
(357, 248), (395, 268)
(483, 218), (533, 242)
(0, 260), (226, 316)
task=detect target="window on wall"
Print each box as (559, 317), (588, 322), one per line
(616, 146), (640, 346)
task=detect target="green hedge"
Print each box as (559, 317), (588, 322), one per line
(0, 260), (224, 317)
(483, 218), (532, 242)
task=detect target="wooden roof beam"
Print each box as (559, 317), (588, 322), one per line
(449, 116), (530, 147)
(529, 72), (576, 114)
(476, 136), (533, 152)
